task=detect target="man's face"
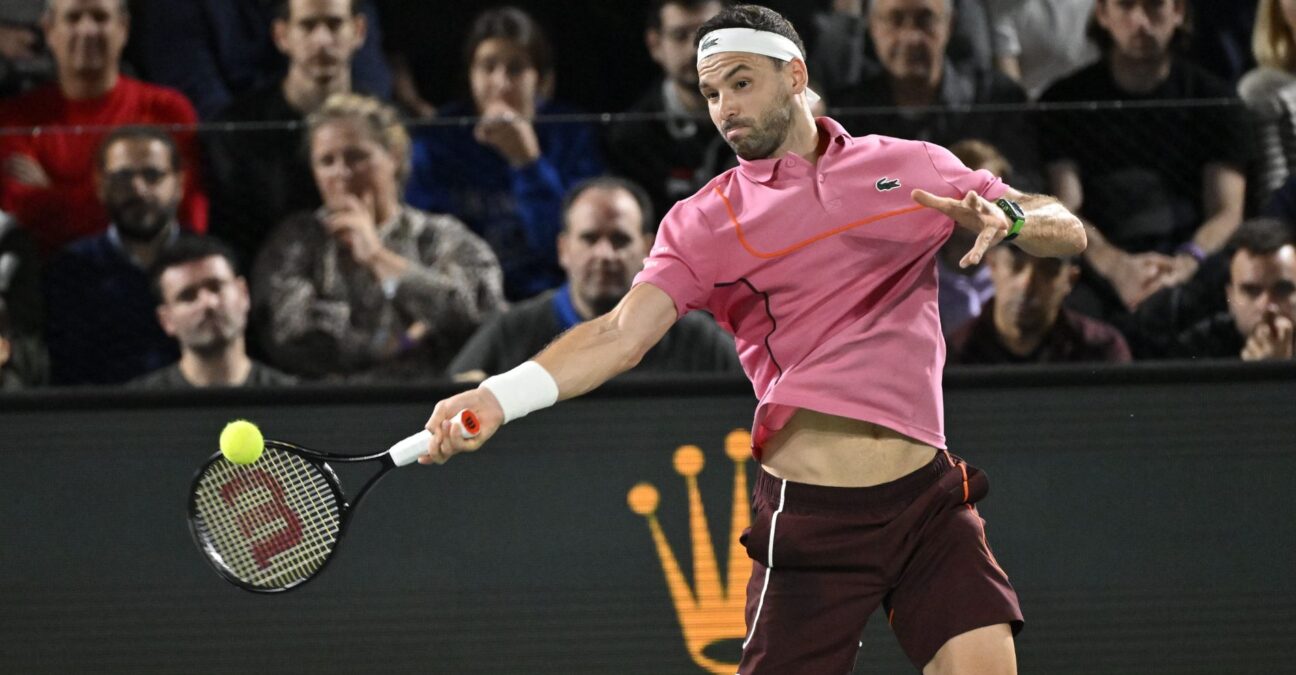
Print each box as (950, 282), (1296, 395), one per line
(698, 52), (797, 160)
(274, 0), (366, 85)
(43, 0), (127, 79)
(157, 256), (250, 357)
(470, 37), (540, 116)
(647, 1), (722, 91)
(1226, 245), (1296, 337)
(868, 0), (950, 86)
(558, 187), (651, 316)
(97, 138), (182, 241)
(1095, 0), (1185, 62)
(988, 247), (1078, 337)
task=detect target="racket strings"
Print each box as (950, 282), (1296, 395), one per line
(192, 447), (342, 589)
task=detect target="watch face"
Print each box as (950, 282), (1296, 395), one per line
(997, 198), (1024, 220)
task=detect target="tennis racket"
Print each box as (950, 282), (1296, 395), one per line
(187, 409), (480, 593)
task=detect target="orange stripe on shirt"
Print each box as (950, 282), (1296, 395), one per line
(715, 187), (927, 259)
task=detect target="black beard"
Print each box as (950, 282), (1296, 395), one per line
(725, 90), (794, 161)
(111, 205), (172, 242)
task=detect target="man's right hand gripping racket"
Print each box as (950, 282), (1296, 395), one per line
(187, 410), (480, 593)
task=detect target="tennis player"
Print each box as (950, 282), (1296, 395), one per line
(420, 5), (1085, 673)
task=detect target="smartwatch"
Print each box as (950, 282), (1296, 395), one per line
(996, 197), (1026, 242)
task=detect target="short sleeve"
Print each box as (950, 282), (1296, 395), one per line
(921, 141), (1011, 201)
(632, 201), (718, 318)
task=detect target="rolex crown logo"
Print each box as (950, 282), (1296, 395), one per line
(627, 430), (752, 674)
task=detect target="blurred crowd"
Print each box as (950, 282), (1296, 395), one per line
(0, 0), (1292, 391)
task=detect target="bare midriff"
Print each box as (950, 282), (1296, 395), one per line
(760, 408), (937, 487)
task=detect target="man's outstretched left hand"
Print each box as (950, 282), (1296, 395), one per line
(912, 189), (1011, 268)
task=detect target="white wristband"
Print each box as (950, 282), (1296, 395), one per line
(480, 361), (559, 424)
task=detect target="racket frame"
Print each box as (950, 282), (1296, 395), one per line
(187, 439), (398, 594)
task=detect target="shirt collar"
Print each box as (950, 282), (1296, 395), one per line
(736, 116), (854, 183)
(107, 222), (180, 268)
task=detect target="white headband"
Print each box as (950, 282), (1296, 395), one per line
(696, 27), (820, 103)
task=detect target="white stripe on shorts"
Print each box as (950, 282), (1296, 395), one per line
(742, 478), (787, 651)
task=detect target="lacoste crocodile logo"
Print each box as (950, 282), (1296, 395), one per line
(876, 177), (901, 192)
(700, 36), (720, 52)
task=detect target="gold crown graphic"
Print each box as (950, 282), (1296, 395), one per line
(627, 430), (752, 674)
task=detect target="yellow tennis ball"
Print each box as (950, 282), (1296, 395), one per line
(220, 420), (264, 465)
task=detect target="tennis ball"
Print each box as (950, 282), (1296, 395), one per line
(220, 419), (264, 465)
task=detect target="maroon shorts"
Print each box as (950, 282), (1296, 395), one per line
(737, 451), (1023, 673)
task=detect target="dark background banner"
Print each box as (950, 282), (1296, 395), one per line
(2, 363), (1293, 674)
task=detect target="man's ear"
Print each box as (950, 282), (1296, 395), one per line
(790, 59), (807, 93)
(94, 170), (106, 203)
(0, 335), (11, 369)
(646, 28), (663, 62)
(557, 231), (572, 269)
(157, 305), (177, 337)
(272, 18), (290, 55)
(351, 12), (368, 49)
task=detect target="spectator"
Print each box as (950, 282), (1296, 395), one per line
(947, 245), (1132, 364)
(832, 0), (1042, 190)
(1040, 0), (1250, 320)
(448, 176), (739, 379)
(204, 0), (370, 268)
(126, 0), (391, 121)
(938, 139), (1009, 336)
(605, 0), (732, 221)
(253, 93), (505, 381)
(0, 208), (45, 384)
(406, 6), (604, 300)
(0, 0), (207, 257)
(44, 127), (191, 384)
(0, 0), (55, 97)
(0, 296), (20, 389)
(132, 237), (293, 388)
(1169, 217), (1295, 359)
(988, 0), (1099, 99)
(1238, 0), (1296, 210)
(812, 0), (998, 96)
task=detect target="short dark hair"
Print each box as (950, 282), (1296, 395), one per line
(95, 126), (182, 174)
(463, 6), (554, 79)
(648, 0), (725, 30)
(1228, 217), (1296, 257)
(694, 4), (807, 66)
(0, 296), (10, 339)
(561, 176), (656, 235)
(1087, 0), (1193, 55)
(148, 236), (241, 303)
(273, 0), (361, 21)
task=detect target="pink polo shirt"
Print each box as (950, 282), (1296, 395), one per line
(634, 117), (1008, 457)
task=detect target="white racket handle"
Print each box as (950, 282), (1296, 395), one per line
(387, 409), (480, 467)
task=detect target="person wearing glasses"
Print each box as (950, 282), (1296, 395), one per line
(43, 127), (194, 385)
(0, 0), (207, 257)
